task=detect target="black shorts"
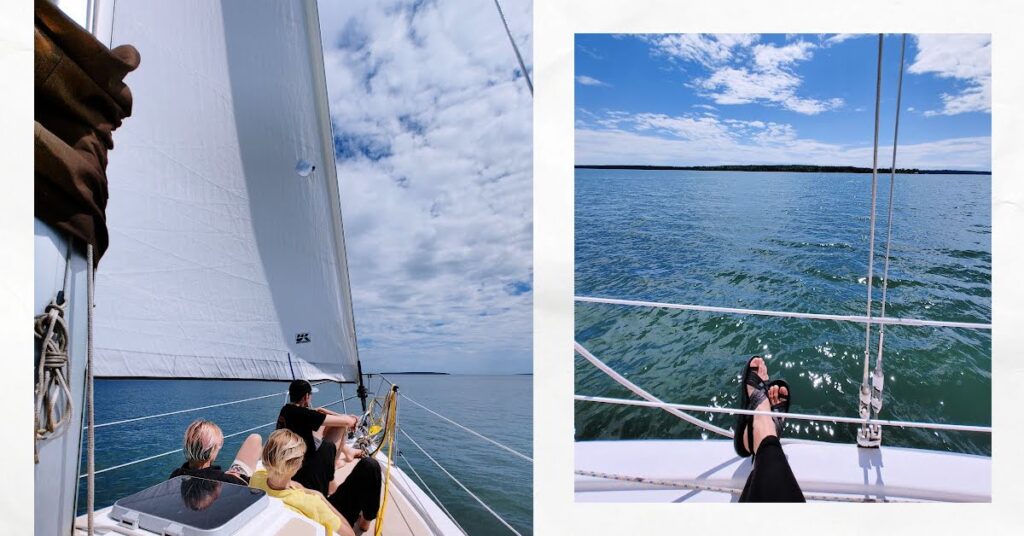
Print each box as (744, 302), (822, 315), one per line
(292, 441), (337, 496)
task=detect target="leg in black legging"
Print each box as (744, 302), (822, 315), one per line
(738, 436), (805, 502)
(329, 457), (383, 525)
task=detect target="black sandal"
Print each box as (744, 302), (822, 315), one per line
(767, 379), (791, 437)
(734, 355), (768, 458)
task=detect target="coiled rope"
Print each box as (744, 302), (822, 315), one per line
(33, 239), (75, 463)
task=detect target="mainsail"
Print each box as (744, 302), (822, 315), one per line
(90, 0), (360, 381)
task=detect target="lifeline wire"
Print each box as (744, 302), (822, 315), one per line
(401, 428), (522, 535)
(402, 393), (533, 462)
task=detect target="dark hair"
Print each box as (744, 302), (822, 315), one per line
(288, 380), (312, 403)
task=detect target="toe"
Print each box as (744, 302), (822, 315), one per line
(779, 386), (788, 401)
(768, 385), (779, 405)
(757, 357), (768, 381)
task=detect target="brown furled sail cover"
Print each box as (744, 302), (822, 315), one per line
(34, 0), (139, 265)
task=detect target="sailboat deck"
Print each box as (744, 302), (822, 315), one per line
(75, 453), (463, 535)
(575, 439), (990, 503)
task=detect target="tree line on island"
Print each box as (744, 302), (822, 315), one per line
(575, 164), (990, 175)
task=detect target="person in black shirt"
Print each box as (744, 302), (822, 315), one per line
(169, 419), (262, 485)
(277, 380), (383, 531)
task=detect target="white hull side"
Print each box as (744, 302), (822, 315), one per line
(575, 439), (990, 503)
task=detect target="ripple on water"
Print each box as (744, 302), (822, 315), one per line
(576, 170), (991, 456)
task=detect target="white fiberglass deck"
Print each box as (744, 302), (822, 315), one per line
(75, 454), (464, 536)
(575, 439), (990, 503)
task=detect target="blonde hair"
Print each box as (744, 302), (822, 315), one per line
(263, 429), (306, 480)
(183, 419), (223, 466)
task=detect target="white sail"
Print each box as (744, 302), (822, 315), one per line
(90, 0), (359, 381)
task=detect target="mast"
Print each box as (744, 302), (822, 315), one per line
(356, 360), (369, 412)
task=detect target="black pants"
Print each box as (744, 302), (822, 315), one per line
(329, 457), (383, 525)
(293, 441), (338, 497)
(738, 436), (805, 502)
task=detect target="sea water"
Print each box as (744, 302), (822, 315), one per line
(575, 168), (991, 456)
(78, 374), (532, 535)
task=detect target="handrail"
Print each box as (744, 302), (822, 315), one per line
(574, 296), (992, 330)
(574, 394), (992, 434)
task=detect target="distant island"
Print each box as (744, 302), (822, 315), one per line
(576, 164), (991, 175)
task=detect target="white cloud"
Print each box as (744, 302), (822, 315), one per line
(824, 33), (864, 46)
(576, 75), (608, 86)
(316, 0), (532, 374)
(752, 41), (814, 70)
(644, 33), (756, 68)
(576, 110), (990, 171)
(909, 34), (991, 116)
(643, 35), (843, 115)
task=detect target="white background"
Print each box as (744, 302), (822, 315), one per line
(535, 0), (1023, 534)
(4, 0), (1024, 533)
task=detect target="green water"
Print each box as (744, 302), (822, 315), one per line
(575, 169), (991, 455)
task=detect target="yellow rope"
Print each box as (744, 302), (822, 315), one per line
(374, 387), (398, 536)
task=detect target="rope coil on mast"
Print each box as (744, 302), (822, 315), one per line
(33, 237), (75, 464)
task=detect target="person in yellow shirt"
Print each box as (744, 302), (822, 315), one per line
(250, 429), (354, 536)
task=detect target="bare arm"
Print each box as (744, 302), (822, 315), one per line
(318, 412), (358, 429)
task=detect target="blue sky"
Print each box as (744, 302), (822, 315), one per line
(576, 34), (991, 170)
(316, 0), (532, 374)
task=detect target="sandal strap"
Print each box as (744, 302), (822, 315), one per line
(744, 367), (767, 392)
(747, 387), (768, 410)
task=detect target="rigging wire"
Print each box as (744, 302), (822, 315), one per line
(79, 398), (349, 478)
(492, 0), (533, 96)
(871, 33), (908, 424)
(402, 393), (533, 462)
(858, 33), (886, 444)
(398, 451), (468, 535)
(92, 383), (331, 429)
(400, 428), (523, 536)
